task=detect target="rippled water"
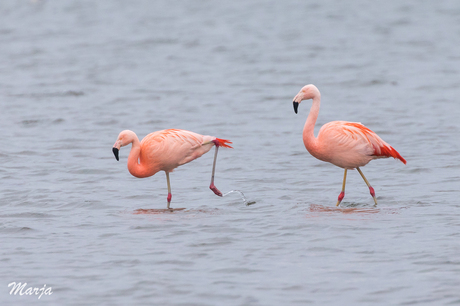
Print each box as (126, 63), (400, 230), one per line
(1, 0), (460, 305)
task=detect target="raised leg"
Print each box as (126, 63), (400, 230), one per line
(356, 167), (377, 205)
(209, 142), (223, 196)
(336, 169), (347, 206)
(165, 171), (172, 209)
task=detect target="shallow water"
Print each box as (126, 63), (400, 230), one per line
(1, 0), (460, 305)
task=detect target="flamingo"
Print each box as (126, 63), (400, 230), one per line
(292, 84), (406, 206)
(112, 129), (232, 209)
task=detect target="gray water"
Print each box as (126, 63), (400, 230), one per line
(1, 0), (460, 305)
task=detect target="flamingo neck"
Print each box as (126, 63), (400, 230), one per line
(126, 135), (150, 178)
(302, 96), (320, 154)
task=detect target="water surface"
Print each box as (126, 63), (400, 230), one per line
(1, 0), (460, 305)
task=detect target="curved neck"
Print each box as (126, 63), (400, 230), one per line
(126, 135), (149, 178)
(302, 96), (320, 153)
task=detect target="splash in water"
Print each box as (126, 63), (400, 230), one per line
(222, 190), (256, 206)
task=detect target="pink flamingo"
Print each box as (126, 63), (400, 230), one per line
(293, 84), (406, 206)
(112, 129), (232, 209)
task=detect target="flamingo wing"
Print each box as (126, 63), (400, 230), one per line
(319, 121), (406, 164)
(140, 129), (215, 171)
(150, 129), (203, 148)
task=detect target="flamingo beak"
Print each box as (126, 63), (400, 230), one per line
(293, 101), (299, 114)
(113, 141), (121, 161)
(112, 147), (119, 161)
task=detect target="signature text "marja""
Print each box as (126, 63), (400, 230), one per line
(8, 282), (53, 299)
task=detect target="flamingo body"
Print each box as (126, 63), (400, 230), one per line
(113, 129), (232, 208)
(311, 121), (406, 169)
(135, 129), (219, 177)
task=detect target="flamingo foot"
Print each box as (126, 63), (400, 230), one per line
(336, 191), (345, 206)
(167, 193), (172, 209)
(369, 187), (377, 205)
(210, 184), (223, 197)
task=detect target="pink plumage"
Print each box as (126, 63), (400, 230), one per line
(113, 129), (232, 209)
(213, 138), (233, 149)
(293, 84), (406, 206)
(313, 121), (406, 169)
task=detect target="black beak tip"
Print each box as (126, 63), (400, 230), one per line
(293, 101), (299, 114)
(112, 147), (119, 161)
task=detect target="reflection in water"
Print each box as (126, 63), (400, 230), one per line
(309, 203), (381, 214)
(129, 207), (227, 216)
(130, 190), (255, 215)
(308, 204), (402, 215)
(133, 207), (186, 214)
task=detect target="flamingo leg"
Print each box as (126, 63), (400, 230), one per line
(336, 169), (347, 206)
(165, 171), (172, 209)
(356, 167), (377, 205)
(209, 144), (223, 197)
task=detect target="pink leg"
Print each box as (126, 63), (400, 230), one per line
(369, 186), (375, 198)
(165, 171), (173, 209)
(357, 167), (378, 205)
(167, 193), (172, 208)
(338, 191), (345, 203)
(209, 142), (223, 197)
(336, 169), (347, 206)
(210, 184), (222, 197)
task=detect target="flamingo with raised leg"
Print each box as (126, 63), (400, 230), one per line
(112, 129), (232, 210)
(292, 84), (406, 206)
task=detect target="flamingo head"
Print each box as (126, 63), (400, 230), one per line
(112, 130), (136, 161)
(293, 84), (320, 114)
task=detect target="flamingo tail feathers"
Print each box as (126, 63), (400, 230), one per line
(373, 144), (406, 164)
(214, 138), (233, 149)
